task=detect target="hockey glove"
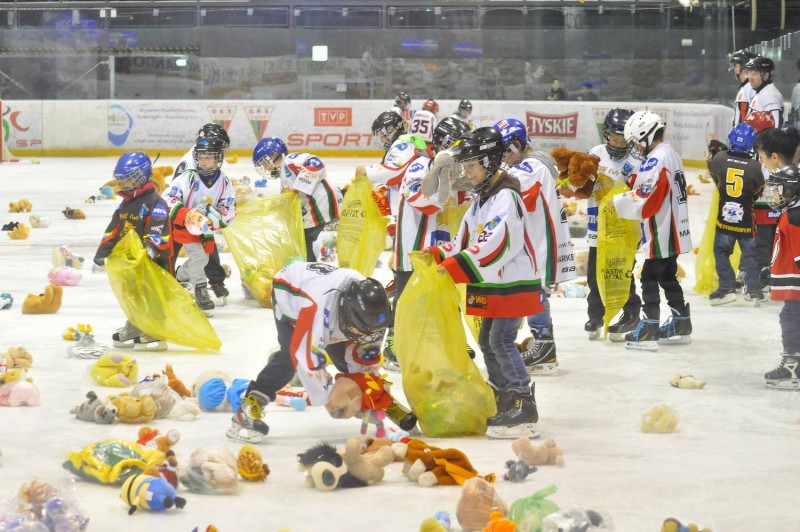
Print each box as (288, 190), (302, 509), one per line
(759, 266), (771, 287)
(196, 202), (223, 230)
(421, 149), (455, 203)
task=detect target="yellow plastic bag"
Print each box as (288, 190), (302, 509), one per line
(337, 176), (389, 277)
(63, 439), (165, 485)
(597, 183), (641, 335)
(694, 188), (741, 295)
(395, 253), (496, 437)
(106, 231), (221, 351)
(222, 192), (306, 308)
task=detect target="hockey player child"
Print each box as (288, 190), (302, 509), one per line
(381, 116), (470, 372)
(172, 123), (232, 305)
(94, 152), (172, 351)
(730, 49), (758, 126)
(408, 99), (439, 142)
(706, 123), (766, 304)
(745, 57), (784, 128)
(493, 118), (574, 375)
(613, 111), (692, 350)
(762, 164), (800, 389)
(427, 127), (542, 439)
(226, 261), (405, 443)
(252, 137), (342, 261)
(450, 99), (475, 130)
(585, 109), (643, 341)
(391, 91), (413, 127)
(163, 136), (235, 317)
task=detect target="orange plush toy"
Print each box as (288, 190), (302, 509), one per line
(402, 438), (494, 487)
(549, 147), (601, 199)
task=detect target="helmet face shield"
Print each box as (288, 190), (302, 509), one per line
(373, 125), (398, 150)
(763, 182), (785, 211)
(114, 167), (149, 192)
(604, 132), (629, 159)
(254, 152), (283, 178)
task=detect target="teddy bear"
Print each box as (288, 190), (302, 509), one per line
(669, 374), (706, 389)
(3, 346), (33, 370)
(362, 437), (406, 462)
(8, 223), (29, 240)
(237, 444), (270, 482)
(150, 166), (174, 195)
(8, 199), (32, 213)
(70, 390), (117, 423)
(503, 459), (536, 482)
(641, 404), (679, 433)
(180, 447), (239, 494)
(0, 369), (40, 406)
(402, 438), (491, 487)
(91, 353), (138, 387)
(511, 437), (565, 467)
(342, 436), (394, 486)
(62, 206), (86, 220)
(661, 517), (712, 532)
(192, 370), (231, 407)
(131, 379), (178, 419)
(111, 394), (158, 423)
(21, 284), (62, 314)
(456, 476), (508, 532)
(550, 147), (602, 199)
(296, 442), (369, 491)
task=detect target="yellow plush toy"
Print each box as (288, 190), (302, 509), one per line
(8, 223), (29, 240)
(2, 367), (33, 386)
(21, 285), (62, 314)
(150, 166), (173, 195)
(90, 353), (139, 387)
(8, 199), (32, 213)
(641, 404), (679, 433)
(112, 394), (158, 423)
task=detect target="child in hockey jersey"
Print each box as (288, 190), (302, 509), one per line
(226, 262), (404, 443)
(761, 164), (800, 389)
(614, 111), (692, 350)
(163, 136), (235, 316)
(252, 137), (342, 261)
(428, 128), (542, 439)
(94, 152), (171, 351)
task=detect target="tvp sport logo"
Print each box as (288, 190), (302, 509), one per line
(314, 108), (352, 127)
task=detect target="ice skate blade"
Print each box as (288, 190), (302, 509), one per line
(626, 340), (659, 351)
(608, 332), (628, 343)
(658, 336), (691, 345)
(527, 363), (559, 376)
(765, 379), (800, 390)
(134, 340), (167, 352)
(226, 424), (266, 444)
(710, 294), (736, 306)
(381, 359), (400, 372)
(486, 423), (540, 440)
(201, 308), (215, 317)
(112, 339), (135, 349)
(587, 329), (601, 341)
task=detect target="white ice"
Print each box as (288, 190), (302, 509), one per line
(0, 156), (798, 532)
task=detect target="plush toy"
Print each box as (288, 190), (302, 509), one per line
(180, 447), (239, 494)
(1, 221), (18, 231)
(0, 379), (40, 406)
(197, 378), (229, 411)
(8, 223), (29, 240)
(503, 459), (536, 482)
(362, 437), (406, 462)
(661, 517), (712, 532)
(168, 399), (201, 421)
(550, 147), (602, 199)
(402, 438), (492, 487)
(511, 437), (565, 467)
(164, 364), (192, 397)
(120, 474), (186, 514)
(421, 512), (452, 532)
(62, 206), (86, 219)
(70, 390), (117, 424)
(8, 199), (32, 213)
(238, 444), (270, 482)
(150, 166), (174, 195)
(326, 373), (393, 437)
(192, 370), (231, 401)
(3, 346), (33, 370)
(274, 385), (309, 411)
(156, 450), (179, 488)
(47, 266), (82, 286)
(151, 429), (180, 453)
(16, 478), (60, 518)
(669, 374), (707, 389)
(0, 292), (12, 310)
(91, 353), (139, 387)
(484, 510), (516, 532)
(342, 436), (393, 486)
(63, 439), (165, 485)
(297, 442), (364, 491)
(52, 245), (85, 269)
(456, 476), (509, 532)
(66, 333), (108, 359)
(63, 323), (92, 341)
(641, 404), (679, 433)
(542, 507), (614, 531)
(28, 213), (50, 228)
(137, 426), (159, 446)
(131, 379), (178, 419)
(111, 394), (158, 423)
(21, 284), (62, 314)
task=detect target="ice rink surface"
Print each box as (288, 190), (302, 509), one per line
(0, 155), (799, 531)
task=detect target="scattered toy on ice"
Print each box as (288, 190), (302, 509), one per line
(669, 374), (706, 389)
(641, 404), (679, 434)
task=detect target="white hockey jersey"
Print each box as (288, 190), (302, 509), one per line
(586, 145), (638, 248)
(507, 155), (576, 285)
(408, 110), (438, 142)
(364, 139), (424, 216)
(733, 81), (756, 126)
(173, 149), (196, 180)
(450, 113), (475, 130)
(163, 169), (236, 227)
(748, 82), (785, 127)
(280, 152), (342, 229)
(613, 142), (691, 259)
(272, 262), (383, 406)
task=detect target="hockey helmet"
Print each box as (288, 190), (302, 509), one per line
(197, 123), (230, 149)
(623, 110), (666, 160)
(727, 123), (757, 154)
(371, 111), (406, 151)
(458, 99), (473, 113)
(339, 278), (391, 344)
(492, 118), (529, 152)
(744, 56), (775, 74)
(422, 99), (439, 114)
(432, 116), (469, 151)
(252, 137), (288, 178)
(603, 108), (634, 159)
(113, 152), (153, 192)
(765, 164), (800, 211)
(394, 91), (411, 108)
(451, 127), (505, 193)
(193, 136), (226, 178)
(729, 49), (757, 70)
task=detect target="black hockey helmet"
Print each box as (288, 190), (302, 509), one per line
(432, 116), (469, 151)
(193, 136), (226, 177)
(765, 164), (800, 211)
(197, 123), (230, 149)
(339, 278), (391, 344)
(458, 99), (473, 113)
(744, 56), (775, 74)
(451, 127), (504, 193)
(371, 111), (406, 150)
(395, 91), (411, 107)
(729, 49), (757, 69)
(603, 108), (634, 159)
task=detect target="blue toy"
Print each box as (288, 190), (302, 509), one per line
(120, 474), (186, 514)
(0, 293), (12, 310)
(226, 378), (250, 412)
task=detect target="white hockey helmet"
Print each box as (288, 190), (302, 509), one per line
(623, 110), (666, 159)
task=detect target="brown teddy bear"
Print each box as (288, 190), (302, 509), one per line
(8, 223), (29, 240)
(8, 199), (32, 213)
(511, 437), (565, 467)
(21, 285), (62, 314)
(549, 147), (601, 199)
(3, 346), (33, 370)
(111, 394), (158, 423)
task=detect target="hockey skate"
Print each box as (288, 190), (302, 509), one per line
(486, 385), (539, 440)
(709, 288), (736, 306)
(658, 304), (692, 345)
(521, 330), (558, 376)
(133, 334), (167, 352)
(584, 318), (604, 341)
(382, 333), (400, 372)
(744, 291), (765, 307)
(112, 321), (142, 348)
(183, 281), (215, 317)
(764, 355), (800, 390)
(227, 390), (270, 443)
(624, 319), (660, 351)
(209, 281), (229, 306)
(608, 312), (639, 342)
(67, 334), (108, 359)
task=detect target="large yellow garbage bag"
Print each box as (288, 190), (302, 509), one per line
(222, 192), (306, 308)
(395, 253), (496, 437)
(597, 183), (641, 336)
(337, 176), (389, 277)
(106, 231), (221, 351)
(694, 187), (741, 295)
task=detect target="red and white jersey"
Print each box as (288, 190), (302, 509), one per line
(280, 152), (342, 229)
(613, 142), (692, 259)
(587, 145), (638, 247)
(272, 262), (383, 405)
(364, 139), (421, 216)
(770, 206), (800, 301)
(163, 169), (236, 226)
(430, 175), (543, 318)
(507, 154), (576, 285)
(748, 82), (784, 127)
(734, 81), (756, 126)
(408, 110), (438, 142)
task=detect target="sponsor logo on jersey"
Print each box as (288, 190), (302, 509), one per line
(636, 181), (654, 198)
(150, 234), (162, 245)
(467, 294), (488, 309)
(722, 202), (744, 224)
(152, 205), (167, 218)
(409, 162), (425, 173)
(192, 181), (200, 191)
(622, 162), (634, 176)
(641, 157), (659, 172)
(139, 204), (150, 217)
(314, 108), (352, 127)
(526, 111), (578, 138)
(407, 178), (422, 193)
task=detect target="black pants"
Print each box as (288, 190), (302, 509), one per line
(171, 242), (227, 285)
(388, 270), (414, 329)
(249, 317), (349, 401)
(586, 246), (641, 321)
(755, 223), (777, 270)
(304, 225), (325, 262)
(641, 255), (685, 320)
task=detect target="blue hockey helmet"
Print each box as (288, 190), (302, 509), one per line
(252, 137), (288, 179)
(727, 123), (757, 154)
(113, 152), (152, 192)
(492, 118), (528, 152)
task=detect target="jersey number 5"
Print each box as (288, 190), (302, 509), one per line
(725, 168), (744, 198)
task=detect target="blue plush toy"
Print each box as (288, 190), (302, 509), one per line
(226, 378), (250, 412)
(0, 293), (12, 310)
(121, 474), (186, 514)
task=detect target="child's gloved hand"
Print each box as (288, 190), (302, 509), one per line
(197, 203), (223, 230)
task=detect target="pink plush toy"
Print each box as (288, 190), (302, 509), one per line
(0, 381), (40, 406)
(48, 267), (82, 286)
